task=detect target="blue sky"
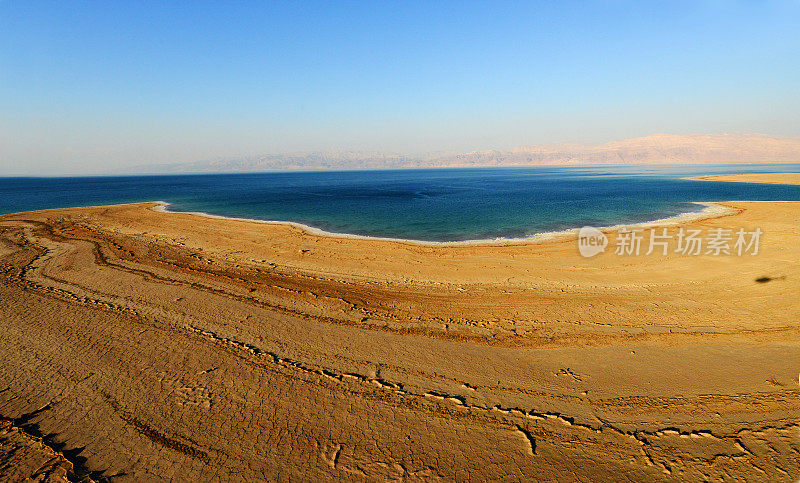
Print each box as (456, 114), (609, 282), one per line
(1, 1), (799, 174)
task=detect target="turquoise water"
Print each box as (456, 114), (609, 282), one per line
(2, 165), (800, 241)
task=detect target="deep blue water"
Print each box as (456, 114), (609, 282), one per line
(2, 165), (800, 241)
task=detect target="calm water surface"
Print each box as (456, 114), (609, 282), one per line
(2, 165), (800, 241)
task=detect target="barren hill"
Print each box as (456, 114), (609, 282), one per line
(445, 133), (800, 167)
(133, 133), (800, 173)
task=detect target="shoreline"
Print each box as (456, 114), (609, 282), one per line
(684, 172), (800, 184)
(153, 200), (736, 247)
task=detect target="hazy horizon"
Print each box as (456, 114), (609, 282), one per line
(2, 2), (800, 176)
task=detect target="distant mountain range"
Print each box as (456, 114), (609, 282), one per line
(132, 133), (800, 174)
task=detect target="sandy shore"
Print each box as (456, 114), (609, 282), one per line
(688, 172), (800, 184)
(1, 174), (799, 480)
(153, 200), (735, 246)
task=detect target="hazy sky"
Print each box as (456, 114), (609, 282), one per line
(2, 1), (799, 175)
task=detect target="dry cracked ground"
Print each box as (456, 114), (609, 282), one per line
(0, 202), (798, 481)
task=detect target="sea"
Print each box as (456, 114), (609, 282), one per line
(2, 164), (800, 242)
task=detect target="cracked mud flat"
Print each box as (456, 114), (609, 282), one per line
(0, 192), (799, 480)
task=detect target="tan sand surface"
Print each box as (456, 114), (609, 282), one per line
(690, 172), (800, 184)
(0, 419), (73, 482)
(0, 173), (799, 480)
